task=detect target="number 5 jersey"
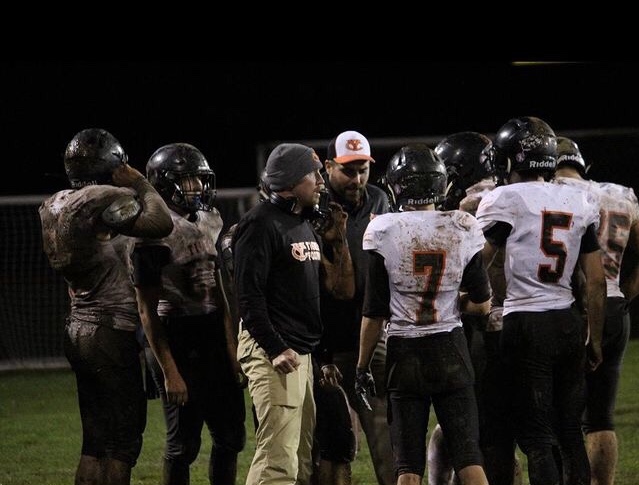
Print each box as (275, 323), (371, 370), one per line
(476, 181), (600, 315)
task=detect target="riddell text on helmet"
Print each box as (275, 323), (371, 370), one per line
(557, 154), (581, 164)
(528, 160), (555, 168)
(407, 197), (437, 205)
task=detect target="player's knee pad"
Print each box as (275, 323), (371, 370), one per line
(182, 438), (203, 464)
(211, 427), (247, 454)
(110, 435), (143, 466)
(166, 437), (202, 464)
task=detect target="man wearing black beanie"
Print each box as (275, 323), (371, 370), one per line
(233, 142), (355, 485)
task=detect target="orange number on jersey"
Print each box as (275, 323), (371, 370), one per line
(599, 210), (630, 279)
(414, 251), (446, 325)
(538, 211), (572, 283)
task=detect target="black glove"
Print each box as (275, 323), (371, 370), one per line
(354, 367), (376, 411)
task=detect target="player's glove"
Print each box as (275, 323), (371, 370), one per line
(355, 367), (376, 412)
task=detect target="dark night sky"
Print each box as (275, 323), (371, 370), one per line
(2, 61), (639, 196)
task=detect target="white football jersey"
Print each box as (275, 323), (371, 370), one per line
(363, 210), (486, 337)
(476, 181), (600, 315)
(553, 177), (639, 298)
(459, 177), (496, 216)
(39, 186), (141, 331)
(597, 182), (639, 297)
(459, 177), (506, 331)
(136, 208), (224, 317)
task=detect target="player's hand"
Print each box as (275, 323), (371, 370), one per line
(587, 340), (603, 372)
(112, 164), (145, 187)
(164, 372), (189, 407)
(459, 196), (480, 214)
(355, 367), (376, 411)
(319, 364), (342, 388)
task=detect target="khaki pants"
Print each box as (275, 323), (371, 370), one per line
(238, 329), (316, 485)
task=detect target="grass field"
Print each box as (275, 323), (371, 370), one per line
(2, 339), (639, 485)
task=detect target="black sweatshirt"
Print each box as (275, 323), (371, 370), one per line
(232, 200), (323, 358)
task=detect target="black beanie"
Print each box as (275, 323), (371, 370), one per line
(263, 143), (322, 191)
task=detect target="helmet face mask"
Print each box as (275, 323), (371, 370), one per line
(435, 131), (493, 210)
(64, 128), (127, 188)
(384, 144), (447, 212)
(165, 171), (216, 212)
(147, 143), (216, 213)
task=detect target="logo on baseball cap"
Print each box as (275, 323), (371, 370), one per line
(327, 130), (375, 164)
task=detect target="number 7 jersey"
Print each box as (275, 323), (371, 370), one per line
(476, 181), (600, 315)
(363, 210), (486, 337)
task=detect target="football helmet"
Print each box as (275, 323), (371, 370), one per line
(64, 128), (128, 189)
(383, 143), (447, 211)
(435, 131), (493, 210)
(146, 143), (216, 212)
(556, 136), (588, 177)
(487, 116), (557, 184)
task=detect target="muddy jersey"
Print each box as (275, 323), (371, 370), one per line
(596, 182), (639, 296)
(363, 210), (486, 337)
(39, 186), (140, 331)
(553, 178), (639, 298)
(459, 178), (497, 216)
(476, 181), (600, 315)
(459, 177), (506, 331)
(136, 208), (224, 317)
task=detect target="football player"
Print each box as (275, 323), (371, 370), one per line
(553, 136), (639, 485)
(356, 144), (492, 485)
(475, 117), (606, 485)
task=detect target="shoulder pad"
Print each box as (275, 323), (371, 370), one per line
(101, 195), (142, 228)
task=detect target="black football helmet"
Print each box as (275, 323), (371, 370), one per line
(487, 116), (557, 185)
(64, 128), (128, 189)
(556, 136), (588, 177)
(383, 143), (447, 212)
(435, 131), (493, 210)
(146, 143), (216, 212)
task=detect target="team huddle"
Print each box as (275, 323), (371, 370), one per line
(38, 118), (638, 485)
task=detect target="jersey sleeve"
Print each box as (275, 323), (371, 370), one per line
(132, 244), (171, 286)
(461, 251), (491, 303)
(475, 186), (517, 231)
(461, 211), (486, 257)
(362, 213), (391, 252)
(362, 251), (391, 318)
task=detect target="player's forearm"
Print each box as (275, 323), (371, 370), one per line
(621, 264), (639, 303)
(131, 177), (174, 238)
(357, 316), (384, 369)
(143, 320), (180, 378)
(460, 292), (490, 315)
(586, 279), (606, 349)
(137, 296), (181, 379)
(621, 222), (639, 302)
(584, 260), (606, 349)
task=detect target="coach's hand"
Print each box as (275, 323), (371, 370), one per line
(319, 202), (348, 243)
(272, 348), (301, 374)
(355, 367), (376, 412)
